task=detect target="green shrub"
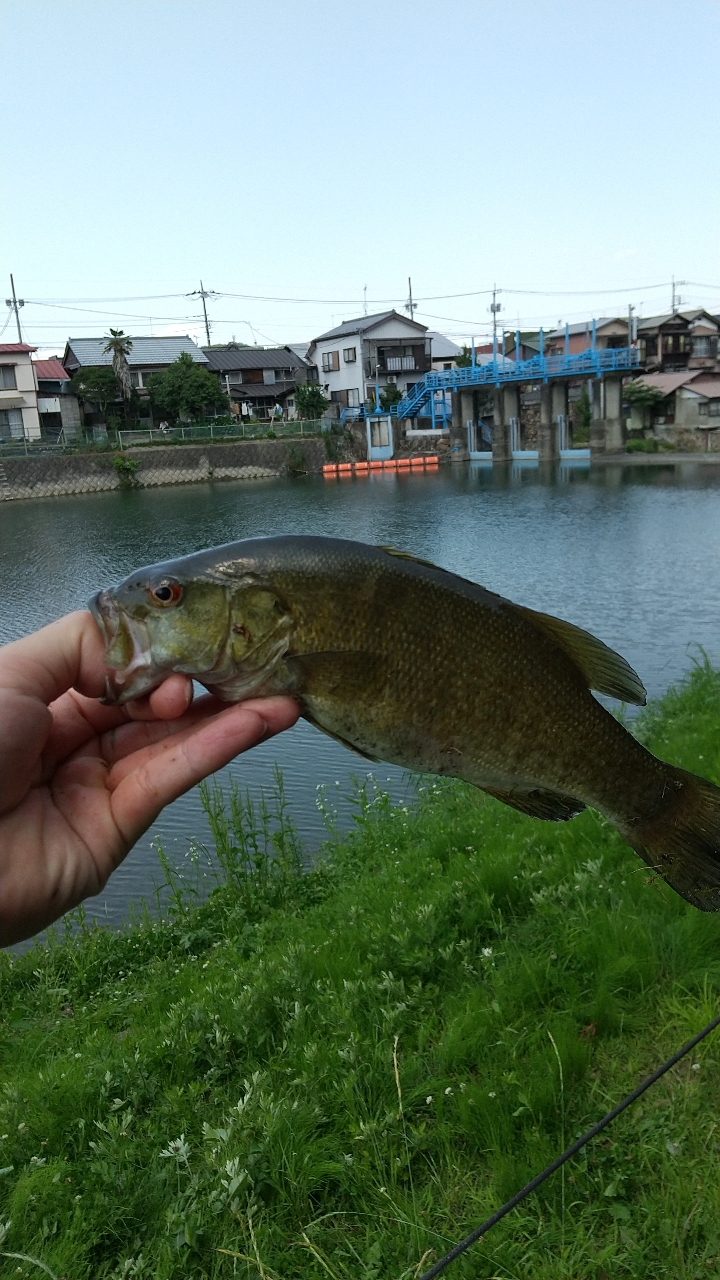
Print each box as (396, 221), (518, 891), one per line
(112, 454), (139, 485)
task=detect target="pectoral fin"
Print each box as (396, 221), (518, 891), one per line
(286, 650), (385, 699)
(511, 604), (647, 706)
(301, 710), (381, 762)
(480, 784), (586, 822)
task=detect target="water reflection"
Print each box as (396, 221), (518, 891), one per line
(3, 461), (720, 930)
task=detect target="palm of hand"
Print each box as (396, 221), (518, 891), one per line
(0, 613), (299, 946)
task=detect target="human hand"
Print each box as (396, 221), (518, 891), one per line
(0, 611), (300, 946)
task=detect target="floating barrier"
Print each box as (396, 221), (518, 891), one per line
(323, 455), (441, 479)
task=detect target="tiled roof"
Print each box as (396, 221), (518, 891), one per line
(427, 331), (461, 359)
(548, 319), (623, 339)
(631, 372), (698, 396)
(681, 376), (720, 399)
(0, 343), (37, 354)
(203, 345), (307, 373)
(311, 310), (427, 343)
(33, 358), (69, 380)
(63, 336), (208, 370)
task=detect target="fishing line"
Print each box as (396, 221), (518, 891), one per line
(416, 1011), (720, 1280)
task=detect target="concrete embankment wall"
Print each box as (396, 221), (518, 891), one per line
(0, 438), (327, 502)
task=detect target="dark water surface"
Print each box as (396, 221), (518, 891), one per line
(3, 460), (720, 930)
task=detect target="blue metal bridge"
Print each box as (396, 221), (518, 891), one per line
(394, 339), (641, 420)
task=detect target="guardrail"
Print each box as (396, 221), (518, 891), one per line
(116, 420), (322, 448)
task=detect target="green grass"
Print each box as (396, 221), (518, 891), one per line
(3, 664), (720, 1279)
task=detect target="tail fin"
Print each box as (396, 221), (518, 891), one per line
(623, 767), (720, 911)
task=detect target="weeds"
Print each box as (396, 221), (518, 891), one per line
(1, 665), (720, 1275)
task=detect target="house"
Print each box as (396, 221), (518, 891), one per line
(636, 310), (719, 373)
(33, 358), (82, 439)
(202, 344), (313, 420)
(626, 370), (720, 431)
(306, 311), (430, 409)
(545, 318), (629, 357)
(0, 343), (40, 440)
(427, 332), (462, 371)
(502, 332), (542, 362)
(63, 335), (208, 386)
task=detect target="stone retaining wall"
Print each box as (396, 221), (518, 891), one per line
(0, 438), (327, 501)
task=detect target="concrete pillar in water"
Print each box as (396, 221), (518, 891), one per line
(491, 386), (511, 462)
(538, 383), (558, 461)
(590, 375), (624, 454)
(589, 379), (605, 454)
(449, 390), (470, 462)
(504, 385), (520, 453)
(454, 389), (473, 461)
(603, 376), (625, 452)
(551, 382), (568, 448)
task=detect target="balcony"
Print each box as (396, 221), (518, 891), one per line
(386, 355), (416, 372)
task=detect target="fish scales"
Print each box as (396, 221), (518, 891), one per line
(89, 535), (720, 912)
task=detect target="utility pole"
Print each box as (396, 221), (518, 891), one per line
(406, 277), (416, 321)
(5, 274), (25, 342)
(627, 303), (634, 348)
(363, 285), (368, 316)
(189, 281), (213, 345)
(490, 284), (502, 352)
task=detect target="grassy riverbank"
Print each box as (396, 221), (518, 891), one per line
(2, 667), (720, 1279)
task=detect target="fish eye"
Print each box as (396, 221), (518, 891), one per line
(149, 580), (183, 607)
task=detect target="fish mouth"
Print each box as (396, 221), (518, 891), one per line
(89, 589), (162, 705)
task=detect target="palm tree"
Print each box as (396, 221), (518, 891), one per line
(103, 329), (133, 422)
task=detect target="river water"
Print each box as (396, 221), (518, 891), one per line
(3, 460), (720, 931)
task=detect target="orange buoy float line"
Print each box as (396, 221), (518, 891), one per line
(323, 456), (440, 479)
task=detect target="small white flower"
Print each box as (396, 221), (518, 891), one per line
(74, 1053), (82, 1059)
(482, 947), (493, 957)
(426, 1095), (433, 1104)
(488, 1091), (496, 1098)
(692, 1062), (701, 1072)
(445, 1086), (453, 1096)
(17, 1123), (25, 1132)
(459, 1082), (467, 1093)
(379, 1185), (387, 1193)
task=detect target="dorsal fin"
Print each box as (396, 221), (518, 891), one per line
(377, 545), (444, 572)
(511, 604), (646, 706)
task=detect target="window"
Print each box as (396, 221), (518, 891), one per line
(0, 408), (24, 438)
(0, 365), (17, 389)
(692, 337), (718, 358)
(699, 403), (709, 416)
(129, 371), (141, 388)
(371, 419), (390, 448)
(347, 388), (360, 407)
(321, 350), (340, 372)
(343, 347), (356, 363)
(710, 401), (720, 417)
(263, 369), (276, 384)
(443, 362), (452, 370)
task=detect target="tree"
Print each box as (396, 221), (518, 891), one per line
(69, 366), (119, 418)
(455, 345), (472, 368)
(623, 380), (666, 428)
(380, 384), (402, 411)
(145, 352), (229, 422)
(294, 381), (329, 420)
(103, 330), (134, 421)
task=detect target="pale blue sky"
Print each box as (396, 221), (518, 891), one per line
(2, 0), (718, 354)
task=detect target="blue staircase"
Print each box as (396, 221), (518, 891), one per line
(395, 345), (641, 420)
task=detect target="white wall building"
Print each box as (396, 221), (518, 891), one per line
(307, 311), (431, 409)
(0, 343), (41, 440)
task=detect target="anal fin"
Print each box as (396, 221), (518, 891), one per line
(480, 785), (586, 823)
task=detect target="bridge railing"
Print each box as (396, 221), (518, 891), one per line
(395, 346), (642, 418)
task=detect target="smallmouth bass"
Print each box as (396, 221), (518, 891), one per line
(90, 535), (720, 911)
